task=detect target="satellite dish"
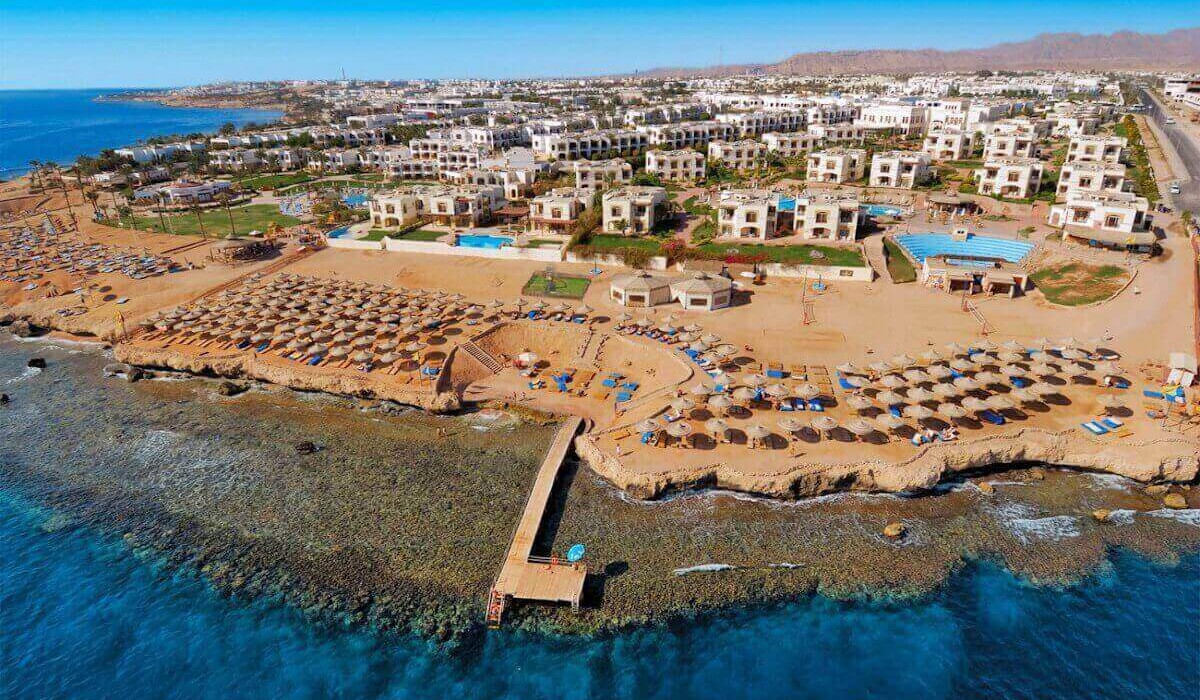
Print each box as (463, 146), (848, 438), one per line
(566, 544), (586, 562)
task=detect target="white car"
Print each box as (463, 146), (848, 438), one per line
(1170, 183), (1182, 195)
(1165, 117), (1176, 125)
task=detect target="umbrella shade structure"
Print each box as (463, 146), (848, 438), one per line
(1010, 388), (1038, 403)
(998, 351), (1025, 363)
(1001, 365), (1027, 378)
(949, 359), (974, 371)
(902, 369), (931, 383)
(1097, 394), (1125, 408)
(835, 363), (862, 375)
(879, 374), (906, 389)
(846, 395), (875, 411)
(576, 304), (593, 315)
(906, 387), (935, 402)
(306, 343), (328, 356)
(876, 390), (905, 406)
(405, 342), (428, 353)
(931, 382), (959, 399)
(707, 394), (733, 410)
(714, 344), (740, 358)
(945, 342), (968, 356)
(867, 361), (893, 374)
(637, 419), (661, 433)
(1060, 348), (1085, 361)
(689, 341), (711, 353)
(765, 383), (791, 398)
(1030, 362), (1058, 376)
(961, 397), (989, 412)
(793, 383), (821, 399)
(846, 418), (876, 437)
(1029, 383), (1058, 397)
(732, 386), (758, 401)
(378, 352), (399, 365)
(1058, 337), (1080, 349)
(938, 403), (967, 418)
(745, 423), (772, 440)
(1092, 361), (1121, 376)
(927, 364), (954, 380)
(903, 404), (934, 419)
(666, 421), (693, 439)
(953, 376), (981, 391)
(777, 417), (806, 433)
(920, 349), (945, 363)
(986, 395), (1016, 411)
(842, 375), (867, 389)
(811, 416), (838, 432)
(670, 397), (696, 412)
(705, 418), (730, 436)
(1000, 340), (1024, 352)
(974, 371), (1003, 385)
(1061, 362), (1088, 377)
(743, 373), (768, 387)
(700, 333), (722, 345)
(352, 351), (373, 363)
(890, 354), (917, 368)
(876, 414), (906, 431)
(974, 339), (997, 352)
(688, 383), (712, 396)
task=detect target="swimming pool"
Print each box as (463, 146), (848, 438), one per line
(863, 204), (905, 217)
(342, 194), (368, 207)
(326, 226), (351, 239)
(893, 233), (1034, 264)
(778, 197), (796, 211)
(457, 234), (512, 249)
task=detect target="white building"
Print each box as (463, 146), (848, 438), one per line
(869, 151), (933, 189)
(856, 103), (928, 136)
(638, 121), (735, 149)
(714, 189), (861, 241)
(601, 186), (668, 234)
(983, 131), (1038, 160)
(1056, 162), (1128, 198)
(762, 131), (822, 157)
(807, 123), (866, 144)
(974, 157), (1044, 199)
(646, 149), (706, 183)
(922, 128), (976, 161)
(571, 158), (632, 190)
(715, 189), (780, 240)
(134, 179), (230, 205)
(369, 190), (425, 228)
(307, 149), (360, 172)
(1066, 135), (1126, 165)
(209, 148), (261, 171)
(1048, 191), (1149, 234)
(707, 140), (767, 171)
(529, 187), (591, 233)
(807, 148), (867, 184)
(715, 110), (806, 137)
(792, 190), (861, 241)
(531, 129), (648, 160)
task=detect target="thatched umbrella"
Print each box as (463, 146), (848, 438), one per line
(405, 341), (427, 354)
(688, 383), (712, 397)
(949, 359), (974, 372)
(902, 368), (931, 383)
(1058, 336), (1080, 349)
(745, 423), (772, 448)
(666, 421), (693, 446)
(931, 382), (959, 399)
(938, 403), (967, 419)
(868, 361), (893, 374)
(846, 395), (874, 412)
(794, 383), (821, 400)
(744, 373), (768, 387)
(945, 342), (968, 356)
(1029, 382), (1058, 397)
(890, 353), (917, 368)
(1030, 362), (1057, 376)
(765, 383), (791, 399)
(876, 390), (905, 406)
(689, 341), (711, 353)
(974, 371), (1003, 385)
(846, 418), (876, 439)
(953, 376), (981, 391)
(1000, 340), (1024, 353)
(998, 351), (1025, 363)
(986, 395), (1016, 411)
(974, 339), (997, 352)
(811, 415), (838, 435)
(732, 386), (758, 402)
(715, 344), (740, 358)
(329, 346), (349, 358)
(671, 396), (696, 413)
(903, 404), (934, 420)
(708, 393), (733, 413)
(700, 333), (722, 345)
(920, 348), (945, 363)
(702, 417), (729, 443)
(1060, 347), (1085, 361)
(879, 374), (906, 389)
(1097, 394), (1125, 411)
(637, 418), (660, 434)
(927, 364), (953, 380)
(306, 343), (328, 356)
(777, 416), (806, 437)
(1093, 361), (1121, 377)
(961, 397), (989, 413)
(576, 304), (594, 316)
(843, 375), (867, 389)
(1061, 362), (1088, 378)
(907, 387), (935, 402)
(876, 414), (906, 432)
(352, 350), (372, 364)
(1010, 387), (1038, 403)
(836, 363), (862, 375)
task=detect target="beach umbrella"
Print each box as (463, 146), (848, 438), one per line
(688, 383), (712, 396)
(903, 404), (934, 420)
(765, 383), (791, 399)
(931, 382), (959, 399)
(846, 395), (874, 412)
(974, 371), (1003, 385)
(732, 386), (758, 402)
(890, 353), (917, 368)
(986, 395), (1016, 411)
(637, 418), (661, 434)
(927, 364), (954, 380)
(938, 403), (967, 419)
(920, 349), (945, 363)
(868, 361), (893, 374)
(349, 350), (371, 363)
(682, 324), (703, 333)
(945, 342), (968, 356)
(843, 375), (867, 389)
(777, 417), (806, 434)
(962, 397), (989, 412)
(701, 333), (722, 345)
(953, 376), (980, 391)
(846, 418), (876, 437)
(715, 344), (739, 358)
(708, 394), (733, 411)
(576, 304), (593, 315)
(1000, 340), (1024, 353)
(671, 397), (696, 412)
(876, 390), (905, 406)
(705, 418), (730, 437)
(1029, 383), (1057, 397)
(689, 341), (711, 353)
(974, 339), (997, 352)
(405, 342), (427, 353)
(1093, 361), (1121, 376)
(879, 374), (906, 389)
(745, 423), (772, 442)
(1060, 348), (1085, 361)
(306, 343), (328, 355)
(666, 421), (693, 442)
(1010, 388), (1038, 403)
(794, 383), (821, 399)
(329, 346), (349, 358)
(876, 414), (906, 431)
(811, 416), (838, 433)
(902, 369), (930, 383)
(1061, 362), (1088, 377)
(907, 387), (935, 402)
(836, 363), (862, 375)
(1058, 337), (1079, 349)
(1097, 394), (1125, 409)
(616, 312), (633, 322)
(998, 352), (1025, 363)
(949, 359), (973, 372)
(744, 373), (767, 387)
(676, 332), (698, 343)
(1030, 362), (1057, 376)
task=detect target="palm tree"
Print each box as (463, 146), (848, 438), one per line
(216, 193), (236, 237)
(191, 203), (208, 239)
(27, 160), (41, 190)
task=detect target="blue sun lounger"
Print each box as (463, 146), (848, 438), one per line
(1082, 421), (1108, 435)
(616, 391), (632, 402)
(837, 376), (856, 391)
(889, 405), (903, 418)
(980, 410), (1006, 425)
(254, 341), (270, 352)
(1100, 417), (1124, 430)
(236, 340), (252, 350)
(307, 355), (323, 366)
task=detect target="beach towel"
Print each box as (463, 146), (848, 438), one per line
(1082, 421), (1108, 435)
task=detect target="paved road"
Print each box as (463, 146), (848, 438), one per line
(1138, 88), (1200, 216)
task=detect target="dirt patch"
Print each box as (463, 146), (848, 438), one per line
(1030, 261), (1130, 307)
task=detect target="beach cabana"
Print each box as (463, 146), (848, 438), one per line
(610, 271), (672, 308)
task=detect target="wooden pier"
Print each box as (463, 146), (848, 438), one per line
(487, 416), (587, 627)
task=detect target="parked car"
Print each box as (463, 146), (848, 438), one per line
(1169, 183), (1181, 195)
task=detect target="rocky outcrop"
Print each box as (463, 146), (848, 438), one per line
(574, 427), (1200, 500)
(113, 343), (462, 413)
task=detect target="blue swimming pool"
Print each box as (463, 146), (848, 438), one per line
(863, 204), (905, 217)
(893, 233), (1034, 264)
(342, 194), (368, 207)
(457, 234), (512, 249)
(326, 226), (351, 239)
(778, 196), (796, 211)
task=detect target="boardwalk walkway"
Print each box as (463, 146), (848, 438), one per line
(487, 416), (587, 626)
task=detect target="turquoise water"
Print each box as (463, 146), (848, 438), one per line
(0, 89), (280, 179)
(894, 233), (1035, 264)
(457, 234), (512, 249)
(864, 204), (905, 217)
(1, 488), (1195, 700)
(326, 225), (351, 239)
(342, 193), (369, 207)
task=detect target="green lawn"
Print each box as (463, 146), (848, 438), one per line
(693, 242), (865, 267)
(587, 234), (663, 252)
(522, 273), (591, 299)
(1030, 262), (1129, 306)
(234, 172), (313, 191)
(882, 238), (917, 283)
(524, 238), (563, 248)
(131, 204), (299, 238)
(395, 229), (445, 241)
(682, 196), (715, 217)
(362, 229), (393, 241)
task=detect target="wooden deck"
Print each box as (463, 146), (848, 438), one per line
(488, 416), (587, 625)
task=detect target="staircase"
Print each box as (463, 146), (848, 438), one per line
(462, 340), (503, 374)
(964, 298), (995, 335)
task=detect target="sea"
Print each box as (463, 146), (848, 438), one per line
(0, 89), (281, 179)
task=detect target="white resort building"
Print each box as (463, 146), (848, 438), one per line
(646, 149), (706, 183)
(529, 187), (592, 233)
(1065, 135), (1127, 165)
(869, 151), (934, 189)
(922, 128), (976, 161)
(571, 158), (632, 190)
(983, 131), (1038, 160)
(601, 186), (668, 234)
(807, 148), (867, 184)
(974, 157), (1044, 199)
(707, 140), (767, 171)
(716, 189), (780, 240)
(1056, 162), (1128, 198)
(762, 132), (822, 158)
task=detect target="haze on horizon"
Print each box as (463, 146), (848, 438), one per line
(2, 0), (1197, 89)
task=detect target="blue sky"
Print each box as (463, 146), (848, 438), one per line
(1, 0), (1197, 88)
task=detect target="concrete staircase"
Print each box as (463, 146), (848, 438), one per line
(461, 340), (503, 374)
